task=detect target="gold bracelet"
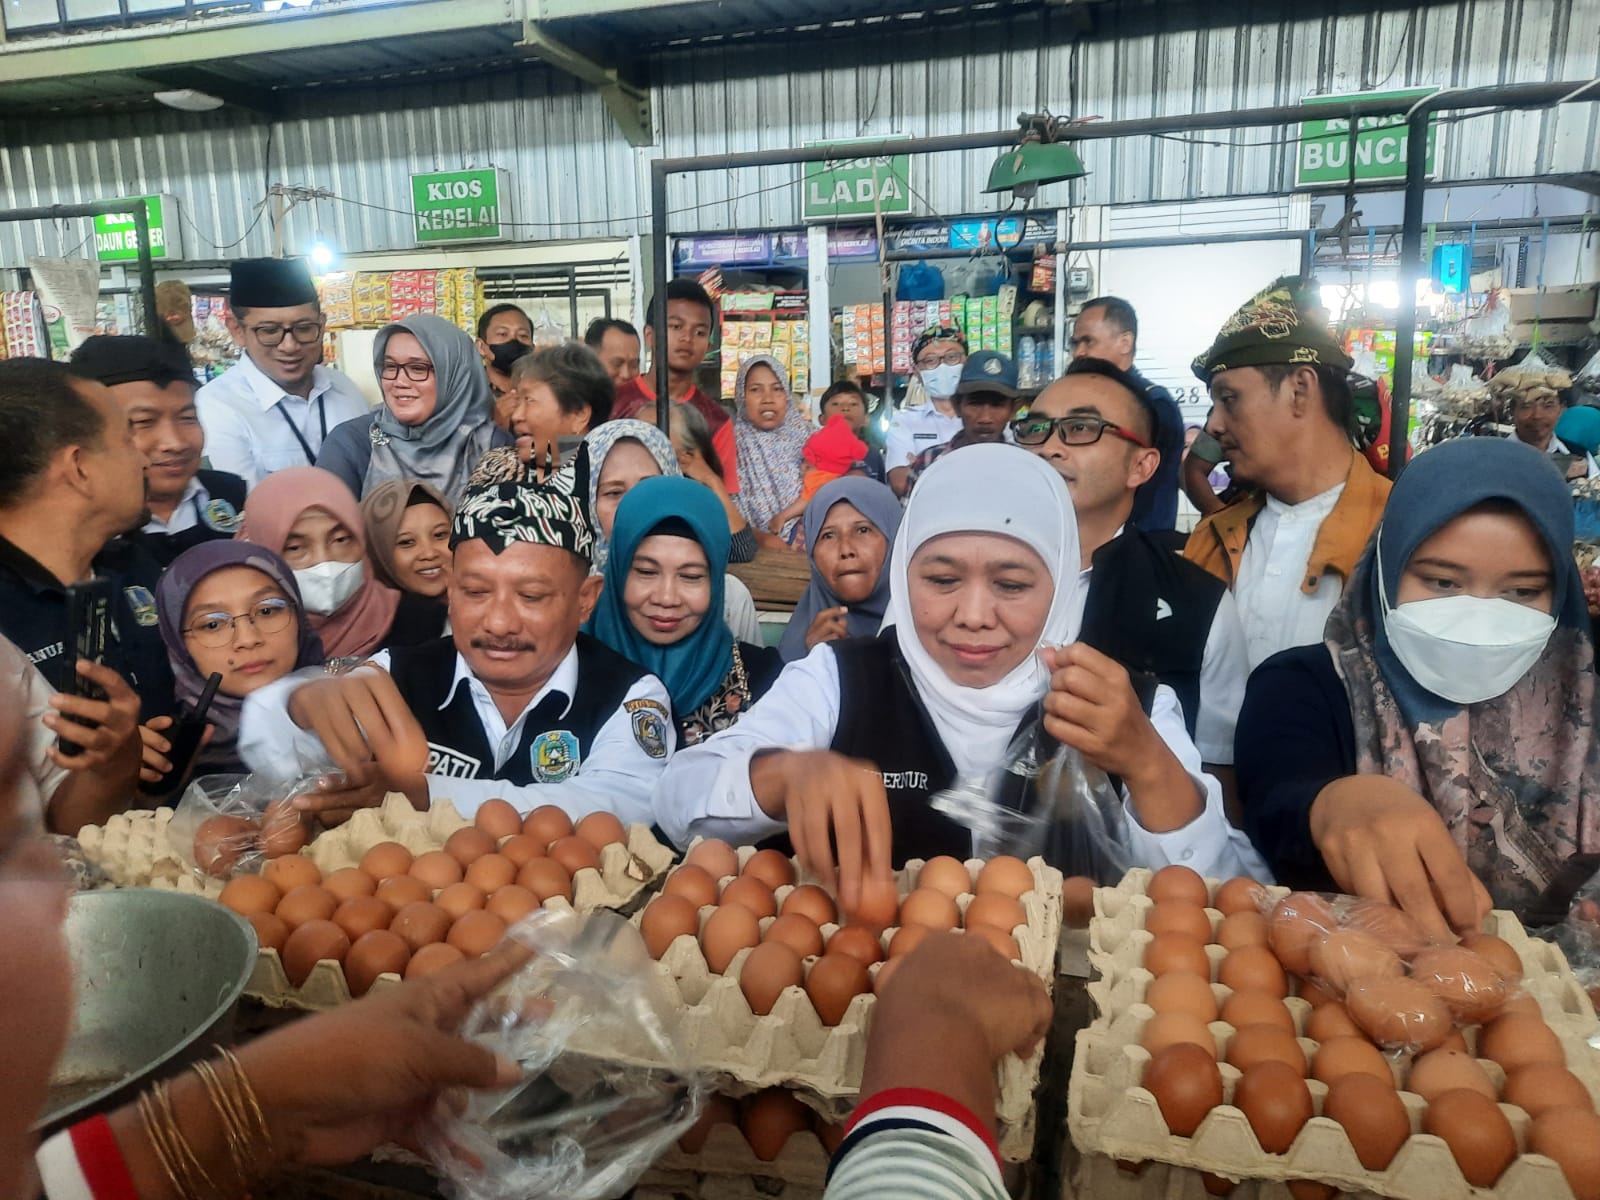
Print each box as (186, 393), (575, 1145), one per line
(137, 1080), (216, 1200)
(136, 1089), (189, 1200)
(218, 1048), (273, 1159)
(193, 1059), (256, 1189)
(154, 1077), (217, 1200)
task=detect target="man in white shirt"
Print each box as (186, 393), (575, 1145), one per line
(884, 325), (967, 497)
(1513, 393), (1599, 480)
(196, 257), (369, 488)
(1183, 277), (1392, 668)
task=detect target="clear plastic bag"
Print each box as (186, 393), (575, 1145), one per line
(929, 720), (1131, 884)
(531, 308), (566, 350)
(421, 908), (709, 1200)
(165, 771), (319, 881)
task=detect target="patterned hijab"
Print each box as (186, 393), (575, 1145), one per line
(1324, 436), (1600, 913)
(360, 480), (453, 592)
(731, 355), (813, 539)
(779, 477), (902, 663)
(583, 420), (681, 574)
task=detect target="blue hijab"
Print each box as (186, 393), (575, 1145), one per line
(779, 477), (902, 663)
(587, 476), (734, 714)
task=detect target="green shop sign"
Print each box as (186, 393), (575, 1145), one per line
(410, 168), (508, 244)
(93, 196), (182, 262)
(1295, 88), (1440, 187)
(803, 142), (911, 221)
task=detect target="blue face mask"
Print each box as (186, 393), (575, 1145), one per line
(921, 363), (963, 401)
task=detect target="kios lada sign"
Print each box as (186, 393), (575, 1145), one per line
(410, 169), (509, 244)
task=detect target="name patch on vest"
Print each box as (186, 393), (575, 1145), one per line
(531, 730), (581, 783)
(427, 743), (482, 779)
(879, 769), (930, 791)
(625, 697), (670, 760)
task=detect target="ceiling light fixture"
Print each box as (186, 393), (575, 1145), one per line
(153, 89), (226, 113)
(985, 111), (1090, 203)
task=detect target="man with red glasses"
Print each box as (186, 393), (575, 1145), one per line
(1015, 357), (1248, 814)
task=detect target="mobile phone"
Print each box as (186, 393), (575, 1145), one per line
(139, 672), (221, 798)
(56, 580), (115, 757)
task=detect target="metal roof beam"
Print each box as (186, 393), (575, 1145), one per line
(517, 20), (653, 147)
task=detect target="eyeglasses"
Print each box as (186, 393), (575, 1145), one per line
(184, 598), (294, 648)
(245, 320), (324, 347)
(1010, 414), (1152, 449)
(915, 351), (966, 370)
(380, 361), (436, 382)
(1513, 397), (1561, 414)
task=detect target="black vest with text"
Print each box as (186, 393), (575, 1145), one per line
(385, 634), (648, 785)
(136, 470), (248, 568)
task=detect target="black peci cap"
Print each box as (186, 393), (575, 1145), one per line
(69, 334), (195, 389)
(229, 256), (319, 309)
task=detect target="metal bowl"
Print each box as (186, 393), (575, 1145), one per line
(37, 888), (258, 1135)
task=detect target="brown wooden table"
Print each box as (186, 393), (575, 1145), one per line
(729, 547), (811, 612)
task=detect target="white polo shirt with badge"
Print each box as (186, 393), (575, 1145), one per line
(884, 403), (964, 473)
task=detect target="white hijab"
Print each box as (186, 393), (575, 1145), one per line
(880, 443), (1081, 777)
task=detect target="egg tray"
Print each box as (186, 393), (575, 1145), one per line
(1066, 868), (1600, 1199)
(75, 807), (219, 895)
(629, 845), (1064, 1162)
(1071, 1150), (1397, 1200)
(645, 1122), (832, 1190)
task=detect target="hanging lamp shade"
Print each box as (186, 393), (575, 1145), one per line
(985, 140), (1089, 195)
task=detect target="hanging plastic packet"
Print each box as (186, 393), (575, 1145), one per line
(531, 307), (566, 349)
(165, 770), (322, 881)
(928, 719), (1131, 884)
(421, 908), (709, 1200)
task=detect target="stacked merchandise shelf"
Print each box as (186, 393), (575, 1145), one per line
(719, 291), (810, 400)
(1, 291), (46, 358)
(318, 268), (485, 333)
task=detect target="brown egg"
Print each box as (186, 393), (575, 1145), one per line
(1437, 1027), (1471, 1055)
(522, 804), (574, 847)
(805, 953), (871, 1025)
(1144, 934), (1212, 979)
(194, 815), (258, 878)
(548, 836), (601, 877)
(516, 858), (573, 903)
(1218, 911), (1269, 952)
(701, 904), (761, 974)
(359, 841), (413, 881)
(742, 1089), (811, 1161)
(816, 1119), (847, 1155)
(1406, 1048), (1496, 1101)
(1145, 901), (1215, 945)
(323, 867), (377, 902)
(219, 875), (281, 918)
(1424, 1088), (1517, 1187)
(917, 855), (972, 899)
(964, 892), (1026, 935)
(281, 919), (350, 987)
(1502, 1062), (1595, 1118)
(899, 888), (960, 932)
(1267, 892), (1338, 975)
(1213, 877), (1269, 916)
(976, 855), (1035, 899)
(1141, 1011), (1217, 1056)
(1063, 875), (1096, 928)
(1460, 932), (1524, 982)
(720, 875), (777, 920)
(872, 956), (904, 996)
(473, 798), (523, 841)
(1528, 1107), (1600, 1200)
(641, 895), (701, 959)
(246, 912), (290, 953)
(683, 837), (739, 880)
(662, 864), (718, 910)
(404, 941), (465, 979)
(888, 924), (933, 960)
(275, 884), (338, 930)
(739, 940), (804, 1015)
(1220, 990), (1293, 1034)
(782, 884), (838, 927)
(1225, 1024), (1307, 1075)
(1142, 1042), (1224, 1136)
(497, 834), (544, 868)
(764, 913), (824, 959)
(678, 1093), (739, 1154)
(1201, 1171), (1234, 1195)
(435, 882), (488, 921)
(1148, 972), (1220, 1024)
(1306, 1002), (1363, 1042)
(260, 799), (309, 858)
(1478, 1012), (1566, 1072)
(967, 923), (1021, 961)
(374, 874), (430, 909)
(1324, 1073), (1410, 1170)
(1295, 977), (1339, 1008)
(485, 885), (541, 924)
(444, 827), (496, 867)
(1346, 975), (1452, 1051)
(1235, 1060), (1313, 1154)
(1312, 1037), (1394, 1087)
(410, 850), (464, 890)
(575, 811), (626, 852)
(261, 854), (320, 893)
(1218, 945), (1289, 998)
(332, 895), (395, 941)
(1147, 864), (1209, 907)
(1285, 1180), (1334, 1200)
(1308, 929), (1403, 993)
(1409, 947), (1508, 1024)
(344, 929), (409, 996)
(448, 910), (506, 957)
(1498, 992), (1544, 1020)
(826, 924), (885, 967)
(743, 849), (797, 891)
(1343, 900), (1429, 960)
(464, 853), (516, 894)
(390, 901), (451, 951)
(847, 876), (901, 932)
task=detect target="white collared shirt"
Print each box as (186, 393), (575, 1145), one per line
(1234, 482), (1346, 669)
(142, 475), (208, 536)
(885, 404), (963, 471)
(196, 352), (370, 488)
(1534, 432), (1600, 479)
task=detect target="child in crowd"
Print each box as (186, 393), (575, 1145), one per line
(819, 379), (886, 482)
(767, 414), (867, 539)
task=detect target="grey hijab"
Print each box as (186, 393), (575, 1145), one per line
(366, 313), (498, 503)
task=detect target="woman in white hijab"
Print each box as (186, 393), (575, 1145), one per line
(654, 444), (1266, 915)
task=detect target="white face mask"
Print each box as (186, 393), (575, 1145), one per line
(921, 363), (963, 401)
(294, 559), (365, 616)
(1377, 540), (1556, 705)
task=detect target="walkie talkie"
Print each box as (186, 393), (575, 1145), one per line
(57, 580), (115, 757)
(139, 671), (222, 798)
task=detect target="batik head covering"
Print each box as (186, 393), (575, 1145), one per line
(1193, 275), (1353, 383)
(452, 449), (594, 562)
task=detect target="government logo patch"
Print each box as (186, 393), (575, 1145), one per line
(123, 585), (159, 627)
(201, 498), (241, 533)
(626, 697), (670, 760)
(531, 729), (581, 783)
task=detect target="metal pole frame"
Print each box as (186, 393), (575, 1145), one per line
(0, 200), (161, 340)
(647, 79), (1600, 461)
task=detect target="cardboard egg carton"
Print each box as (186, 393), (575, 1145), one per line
(646, 1121), (831, 1190)
(75, 807), (217, 894)
(1067, 869), (1600, 1199)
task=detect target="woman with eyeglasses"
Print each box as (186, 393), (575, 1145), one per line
(317, 314), (512, 503)
(155, 541), (325, 775)
(884, 326), (969, 498)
